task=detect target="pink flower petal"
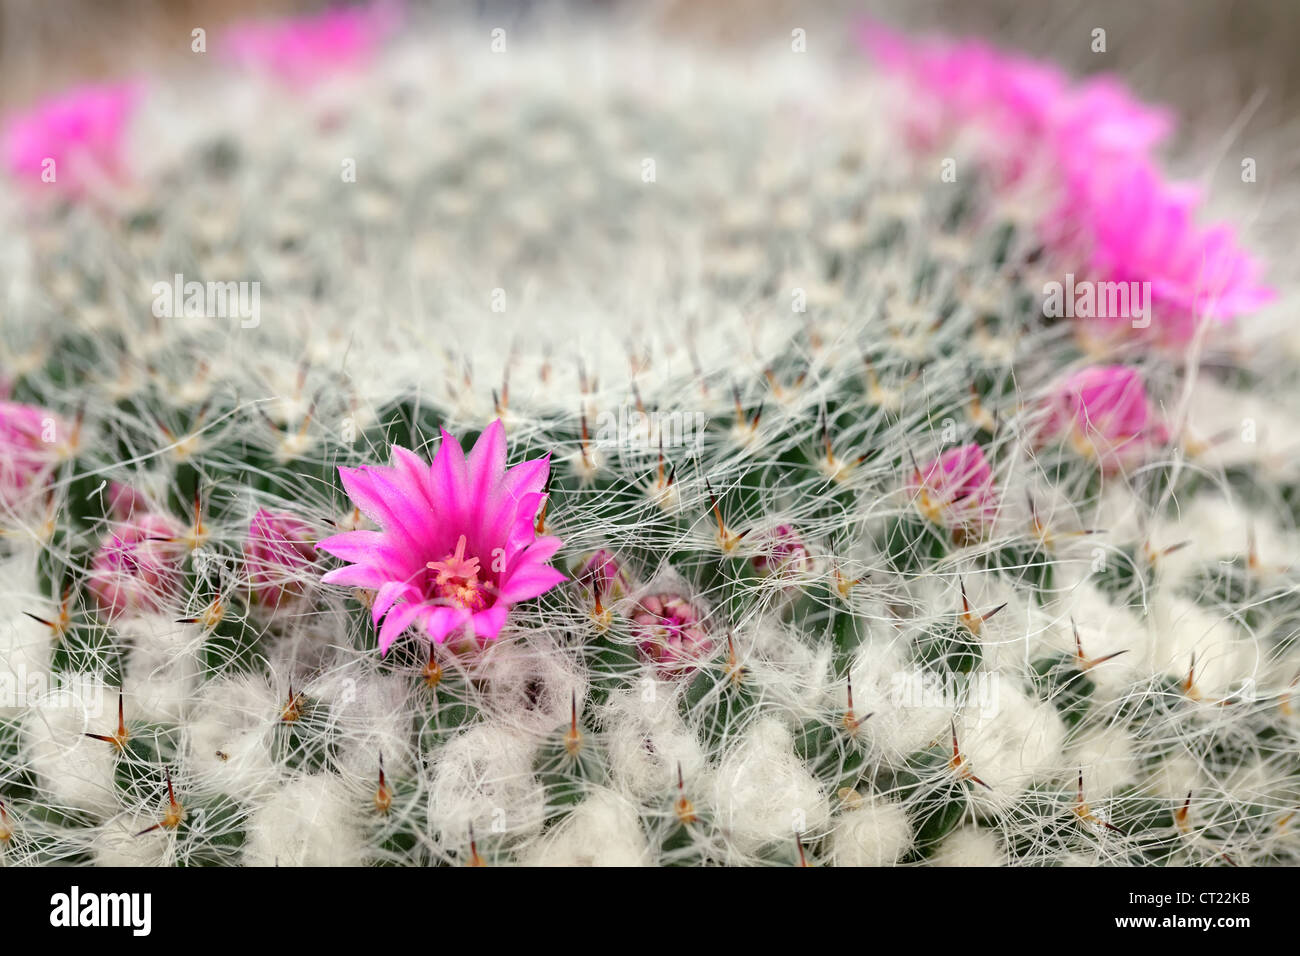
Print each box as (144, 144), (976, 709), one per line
(377, 600), (424, 655)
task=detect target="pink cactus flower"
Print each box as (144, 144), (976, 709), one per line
(88, 513), (185, 620)
(1053, 77), (1172, 165)
(1067, 162), (1274, 341)
(752, 524), (811, 576)
(245, 508), (318, 609)
(858, 20), (1273, 338)
(630, 592), (713, 678)
(858, 23), (1068, 179)
(1047, 365), (1167, 471)
(2, 82), (140, 192)
(317, 420), (564, 654)
(910, 444), (998, 531)
(0, 401), (69, 508)
(858, 22), (1165, 182)
(223, 1), (403, 87)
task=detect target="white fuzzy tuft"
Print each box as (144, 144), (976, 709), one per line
(828, 797), (913, 866)
(713, 717), (830, 856)
(242, 773), (365, 866)
(522, 788), (651, 866)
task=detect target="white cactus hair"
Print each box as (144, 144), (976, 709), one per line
(1, 4), (1298, 869)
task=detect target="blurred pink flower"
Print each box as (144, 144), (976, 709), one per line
(1067, 163), (1274, 340)
(223, 1), (403, 87)
(1054, 76), (1172, 162)
(858, 22), (1165, 182)
(1047, 365), (1167, 471)
(858, 22), (1067, 178)
(910, 444), (998, 531)
(631, 592), (713, 678)
(857, 20), (1273, 339)
(318, 420), (564, 654)
(2, 82), (140, 192)
(0, 401), (68, 508)
(88, 513), (185, 620)
(245, 508), (318, 609)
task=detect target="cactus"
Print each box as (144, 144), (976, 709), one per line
(1, 8), (1297, 867)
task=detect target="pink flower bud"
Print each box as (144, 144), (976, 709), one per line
(631, 592), (713, 678)
(246, 512), (321, 608)
(88, 514), (185, 620)
(244, 508), (318, 609)
(909, 444), (998, 531)
(1047, 364), (1167, 472)
(752, 524), (811, 576)
(573, 549), (632, 600)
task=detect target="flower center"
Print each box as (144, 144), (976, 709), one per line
(425, 534), (490, 611)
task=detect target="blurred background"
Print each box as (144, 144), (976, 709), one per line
(2, 1), (1296, 167)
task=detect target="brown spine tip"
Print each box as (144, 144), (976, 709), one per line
(1181, 654), (1199, 700)
(137, 766), (184, 836)
(535, 472), (552, 535)
(981, 602), (1008, 624)
(726, 633), (744, 686)
(842, 673), (862, 735)
(948, 720), (991, 790)
(705, 476), (740, 550)
(423, 642), (443, 689)
(1175, 790), (1193, 832)
(468, 824), (487, 867)
(85, 690), (129, 751)
(281, 683), (305, 722)
(674, 762), (698, 826)
(563, 690), (582, 757)
(957, 579), (983, 634)
(374, 753), (393, 815)
(579, 409), (592, 468)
